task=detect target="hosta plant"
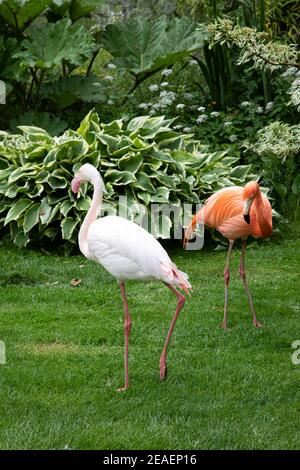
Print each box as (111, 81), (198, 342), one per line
(0, 111), (256, 249)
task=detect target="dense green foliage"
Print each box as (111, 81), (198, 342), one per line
(0, 0), (299, 226)
(0, 111), (254, 248)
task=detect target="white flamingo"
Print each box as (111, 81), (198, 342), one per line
(71, 164), (192, 391)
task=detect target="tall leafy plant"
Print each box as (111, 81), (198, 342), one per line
(193, 42), (233, 109)
(0, 0), (105, 130)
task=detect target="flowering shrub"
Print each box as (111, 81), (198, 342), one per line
(206, 19), (299, 72)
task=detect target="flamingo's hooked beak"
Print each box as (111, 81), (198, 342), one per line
(243, 197), (254, 224)
(71, 176), (81, 201)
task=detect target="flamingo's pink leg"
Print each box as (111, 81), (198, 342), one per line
(239, 239), (262, 328)
(222, 240), (234, 330)
(118, 282), (132, 391)
(160, 283), (185, 380)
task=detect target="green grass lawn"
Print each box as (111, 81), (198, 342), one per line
(0, 236), (299, 450)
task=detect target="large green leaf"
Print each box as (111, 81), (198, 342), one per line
(23, 202), (40, 232)
(61, 217), (79, 240)
(229, 165), (251, 181)
(14, 18), (96, 70)
(292, 175), (300, 195)
(105, 169), (137, 185)
(151, 149), (174, 163)
(14, 229), (30, 248)
(127, 116), (150, 134)
(0, 0), (51, 32)
(69, 0), (105, 21)
(60, 199), (74, 217)
(18, 126), (52, 144)
(8, 166), (38, 183)
(150, 187), (170, 203)
(118, 153), (142, 173)
(43, 75), (106, 110)
(274, 182), (287, 199)
(10, 111), (67, 137)
(39, 198), (52, 224)
(77, 109), (100, 140)
(103, 17), (209, 80)
(75, 197), (90, 212)
(137, 191), (150, 205)
(96, 133), (119, 152)
(132, 172), (156, 194)
(154, 171), (177, 190)
(4, 198), (33, 225)
(48, 169), (68, 189)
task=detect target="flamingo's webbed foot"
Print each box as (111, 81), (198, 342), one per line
(253, 319), (263, 328)
(220, 321), (229, 331)
(117, 385), (129, 392)
(160, 359), (168, 380)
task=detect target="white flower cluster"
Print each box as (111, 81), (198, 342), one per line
(183, 92), (194, 100)
(207, 19), (299, 73)
(282, 67), (299, 78)
(138, 103), (150, 109)
(210, 111), (220, 117)
(161, 69), (172, 77)
(159, 90), (176, 107)
(148, 84), (159, 92)
(248, 121), (300, 160)
(224, 121), (232, 128)
(241, 101), (251, 107)
(265, 101), (274, 111)
(196, 114), (208, 124)
(146, 90), (177, 115)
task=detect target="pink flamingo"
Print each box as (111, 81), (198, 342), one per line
(71, 164), (191, 390)
(184, 181), (272, 330)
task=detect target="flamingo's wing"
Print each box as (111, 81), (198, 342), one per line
(201, 187), (244, 228)
(184, 187), (244, 246)
(87, 216), (173, 281)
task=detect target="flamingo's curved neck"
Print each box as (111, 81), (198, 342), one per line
(79, 177), (102, 259)
(253, 189), (272, 238)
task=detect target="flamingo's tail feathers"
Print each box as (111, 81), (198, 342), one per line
(160, 262), (192, 296)
(183, 208), (204, 250)
(172, 266), (192, 296)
